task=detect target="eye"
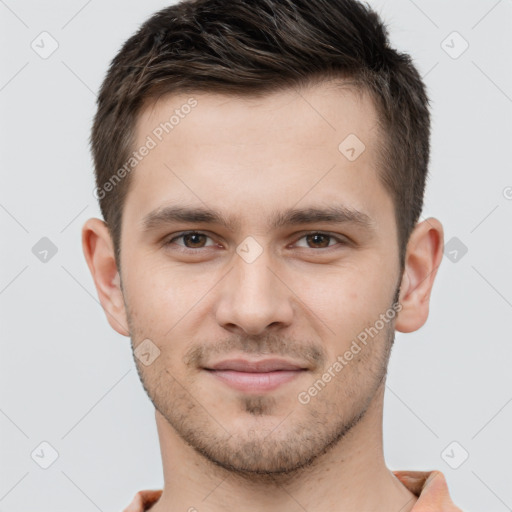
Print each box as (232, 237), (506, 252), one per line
(164, 230), (349, 253)
(166, 231), (217, 250)
(294, 232), (347, 249)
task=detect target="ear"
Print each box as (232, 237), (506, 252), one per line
(395, 217), (444, 333)
(81, 217), (130, 337)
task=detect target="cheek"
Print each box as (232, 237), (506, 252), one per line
(125, 261), (190, 305)
(122, 262), (220, 350)
(301, 266), (394, 344)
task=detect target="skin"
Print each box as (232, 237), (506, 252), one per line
(82, 80), (444, 512)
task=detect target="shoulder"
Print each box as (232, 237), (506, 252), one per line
(393, 470), (463, 511)
(122, 489), (163, 512)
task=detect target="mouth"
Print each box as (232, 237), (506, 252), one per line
(203, 358), (309, 392)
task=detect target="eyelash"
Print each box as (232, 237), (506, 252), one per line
(165, 231), (349, 253)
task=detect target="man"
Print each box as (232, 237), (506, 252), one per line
(82, 0), (462, 510)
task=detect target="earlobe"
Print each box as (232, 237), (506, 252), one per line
(394, 217), (444, 334)
(81, 218), (130, 337)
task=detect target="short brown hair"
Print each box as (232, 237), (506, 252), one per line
(91, 0), (431, 271)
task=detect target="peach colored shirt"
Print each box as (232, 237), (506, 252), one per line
(123, 470), (462, 511)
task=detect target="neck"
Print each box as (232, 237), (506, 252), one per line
(149, 382), (417, 512)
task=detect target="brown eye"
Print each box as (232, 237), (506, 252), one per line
(294, 232), (346, 249)
(182, 232), (207, 248)
(306, 233), (331, 248)
(166, 231), (216, 250)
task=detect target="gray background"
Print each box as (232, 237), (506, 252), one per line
(1, 0), (511, 510)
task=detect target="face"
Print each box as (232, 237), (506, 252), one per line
(118, 82), (403, 475)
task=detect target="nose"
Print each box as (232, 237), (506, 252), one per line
(214, 247), (294, 336)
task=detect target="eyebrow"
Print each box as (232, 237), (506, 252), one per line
(142, 204), (376, 234)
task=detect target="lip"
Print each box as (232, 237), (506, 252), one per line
(204, 358), (308, 392)
(208, 358), (307, 372)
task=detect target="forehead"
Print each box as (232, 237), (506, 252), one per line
(135, 80), (379, 153)
(124, 81), (390, 230)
